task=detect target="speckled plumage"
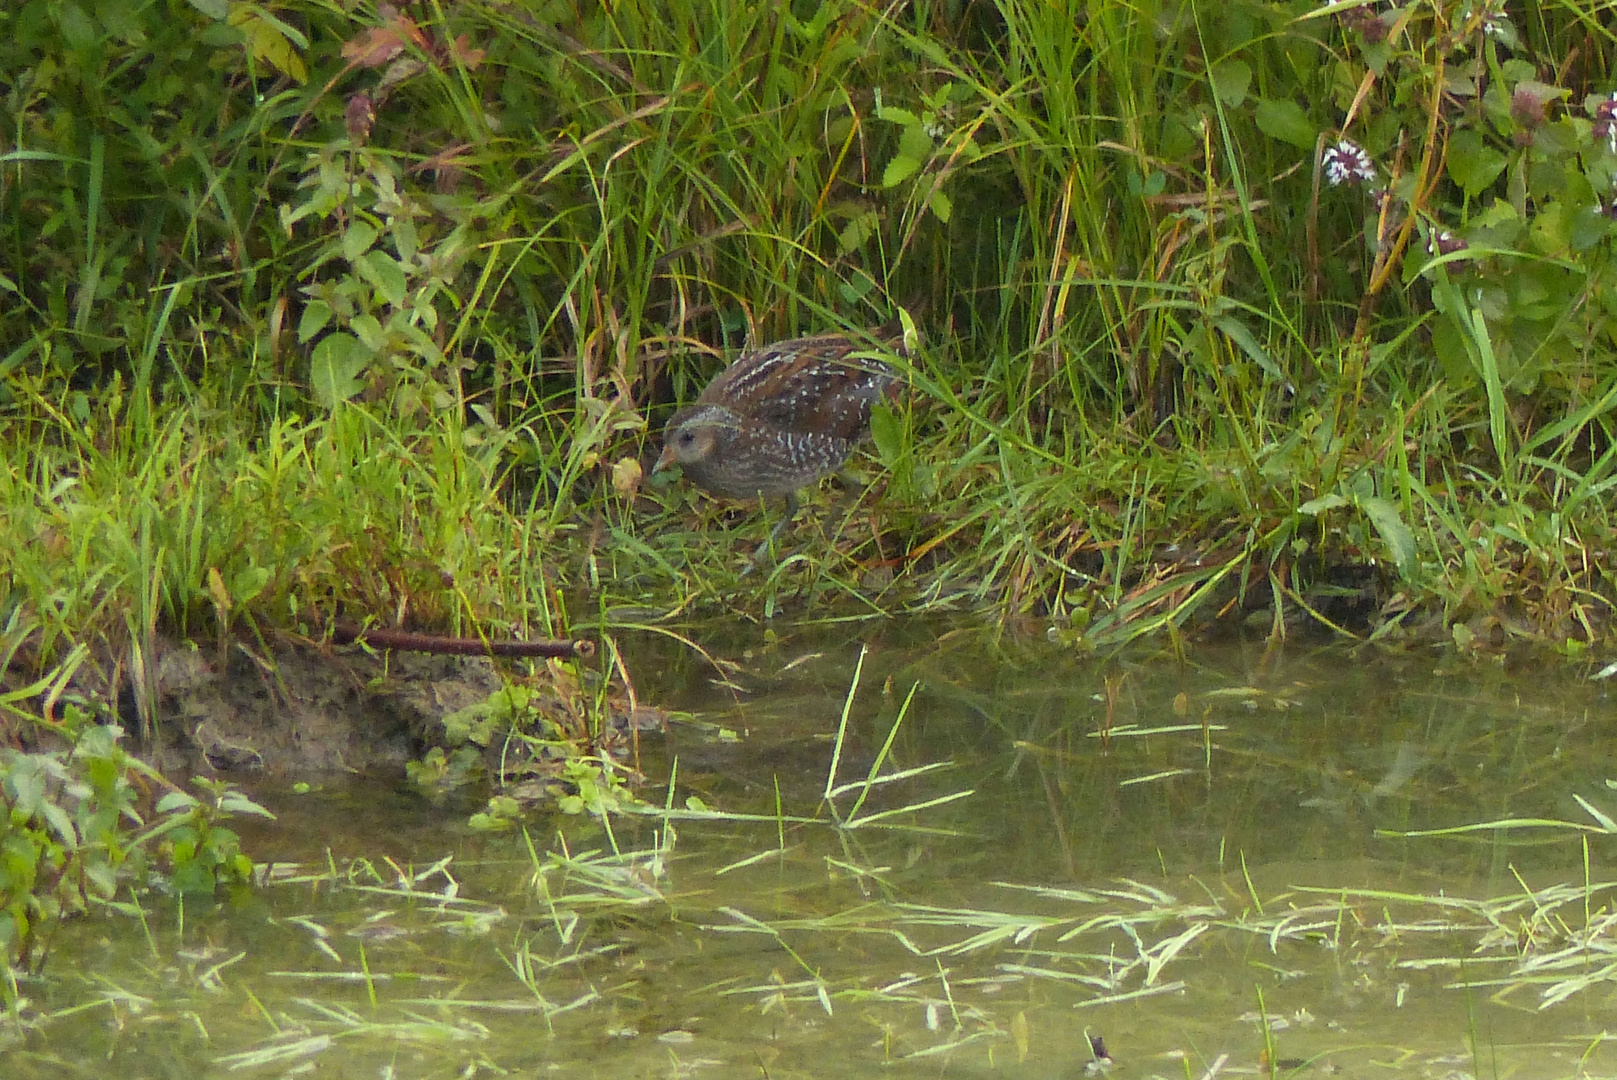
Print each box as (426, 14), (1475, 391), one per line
(654, 329), (904, 503)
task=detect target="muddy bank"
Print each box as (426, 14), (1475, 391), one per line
(21, 636), (508, 777)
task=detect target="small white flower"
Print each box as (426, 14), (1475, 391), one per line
(1427, 230), (1467, 256)
(1322, 139), (1376, 186)
(1595, 93), (1617, 155)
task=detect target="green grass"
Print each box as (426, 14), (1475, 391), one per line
(5, 0), (1617, 672)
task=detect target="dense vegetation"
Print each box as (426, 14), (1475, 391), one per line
(8, 0), (1617, 978)
(7, 0), (1617, 657)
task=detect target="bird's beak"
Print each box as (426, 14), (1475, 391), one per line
(653, 444), (676, 475)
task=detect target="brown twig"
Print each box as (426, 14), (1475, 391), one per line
(331, 620), (594, 659)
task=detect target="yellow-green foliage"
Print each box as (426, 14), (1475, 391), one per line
(4, 0), (1617, 642)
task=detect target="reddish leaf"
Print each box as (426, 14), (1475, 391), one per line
(449, 35), (486, 70)
(341, 26), (407, 68)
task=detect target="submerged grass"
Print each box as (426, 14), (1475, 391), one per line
(13, 809), (1617, 1073)
(8, 646), (1617, 1071)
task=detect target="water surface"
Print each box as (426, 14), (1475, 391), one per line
(9, 630), (1617, 1079)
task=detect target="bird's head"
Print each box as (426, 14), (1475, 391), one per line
(654, 408), (731, 475)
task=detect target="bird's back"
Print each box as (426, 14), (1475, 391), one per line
(658, 325), (907, 502)
(697, 330), (903, 443)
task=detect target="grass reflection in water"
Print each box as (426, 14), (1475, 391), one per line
(7, 637), (1617, 1080)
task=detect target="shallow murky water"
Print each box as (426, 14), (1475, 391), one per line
(10, 629), (1617, 1079)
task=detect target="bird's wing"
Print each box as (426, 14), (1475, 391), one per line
(703, 335), (895, 439)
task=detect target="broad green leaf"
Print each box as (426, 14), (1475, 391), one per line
(7, 756), (46, 814)
(1359, 496), (1415, 578)
(39, 798), (77, 848)
(297, 299), (331, 343)
(898, 124), (933, 160)
(838, 210), (878, 254)
(219, 791), (277, 818)
(309, 332), (366, 408)
(1255, 98), (1314, 150)
(883, 155), (920, 187)
(1210, 59), (1251, 108)
(1447, 130), (1507, 197)
(199, 21), (244, 45)
(56, 3), (98, 52)
(1571, 203), (1614, 251)
(232, 5), (309, 83)
(869, 401), (902, 465)
(350, 313), (384, 349)
(468, 812), (515, 831)
(1527, 201), (1571, 258)
(230, 565), (272, 604)
(358, 250), (408, 307)
(171, 860), (215, 895)
(342, 221), (379, 261)
(156, 790), (199, 814)
(1297, 493), (1349, 516)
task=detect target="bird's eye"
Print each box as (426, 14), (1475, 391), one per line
(677, 430), (696, 446)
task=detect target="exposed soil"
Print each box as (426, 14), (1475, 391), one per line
(19, 635), (507, 777)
